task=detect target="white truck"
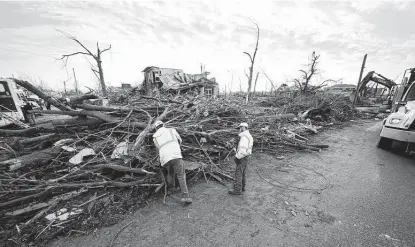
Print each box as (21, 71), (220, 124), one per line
(377, 68), (415, 152)
(0, 78), (27, 127)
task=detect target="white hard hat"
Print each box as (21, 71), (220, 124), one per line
(154, 120), (164, 128)
(238, 122), (248, 128)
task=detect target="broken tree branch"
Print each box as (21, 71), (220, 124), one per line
(92, 163), (155, 175)
(12, 79), (72, 111)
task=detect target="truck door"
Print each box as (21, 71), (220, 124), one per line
(0, 80), (17, 112)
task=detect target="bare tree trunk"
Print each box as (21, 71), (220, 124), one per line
(72, 68), (78, 96)
(253, 72), (259, 96)
(245, 65), (254, 103)
(243, 23), (260, 104)
(57, 29), (111, 97)
(97, 47), (108, 97)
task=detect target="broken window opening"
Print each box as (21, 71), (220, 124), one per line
(205, 88), (213, 97)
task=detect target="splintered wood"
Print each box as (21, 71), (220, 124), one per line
(0, 79), (359, 246)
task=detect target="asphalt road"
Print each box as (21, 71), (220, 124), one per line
(305, 120), (415, 247)
(52, 120), (415, 247)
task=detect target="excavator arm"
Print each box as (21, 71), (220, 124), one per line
(359, 71), (397, 91)
(354, 71), (397, 105)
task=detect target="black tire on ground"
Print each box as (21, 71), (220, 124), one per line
(377, 137), (393, 149)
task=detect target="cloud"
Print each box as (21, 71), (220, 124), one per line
(0, 0), (414, 93)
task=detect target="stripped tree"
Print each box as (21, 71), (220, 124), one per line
(293, 51), (341, 94)
(242, 22), (260, 104)
(57, 29), (111, 97)
(252, 72), (260, 96)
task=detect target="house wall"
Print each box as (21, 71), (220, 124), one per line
(142, 67), (220, 96)
(202, 85), (219, 97)
(213, 85), (219, 95)
(151, 68), (183, 88)
(158, 68), (183, 75)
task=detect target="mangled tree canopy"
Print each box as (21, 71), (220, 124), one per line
(0, 80), (362, 246)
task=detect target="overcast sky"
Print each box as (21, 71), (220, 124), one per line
(0, 0), (414, 93)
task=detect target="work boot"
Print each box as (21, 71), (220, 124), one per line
(242, 187), (245, 192)
(181, 193), (193, 204)
(228, 189), (242, 195)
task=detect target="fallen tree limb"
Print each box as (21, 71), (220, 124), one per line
(23, 204), (54, 227)
(92, 163), (155, 175)
(74, 103), (167, 114)
(68, 94), (98, 105)
(0, 188), (51, 209)
(51, 179), (146, 188)
(133, 106), (171, 153)
(33, 110), (148, 129)
(74, 104), (132, 112)
(31, 110), (115, 123)
(0, 127), (54, 137)
(0, 146), (62, 171)
(0, 179), (146, 209)
(5, 189), (86, 216)
(18, 134), (56, 146)
(12, 79), (72, 111)
(52, 117), (104, 127)
(282, 142), (321, 152)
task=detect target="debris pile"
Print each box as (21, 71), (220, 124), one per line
(0, 80), (355, 246)
(258, 92), (361, 122)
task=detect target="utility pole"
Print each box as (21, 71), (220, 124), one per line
(72, 68), (78, 96)
(353, 54), (367, 106)
(63, 80), (67, 95)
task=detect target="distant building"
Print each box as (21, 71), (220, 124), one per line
(328, 84), (356, 90)
(141, 66), (219, 97)
(327, 84), (356, 94)
(121, 83), (132, 89)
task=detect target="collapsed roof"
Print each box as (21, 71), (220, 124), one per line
(142, 66), (218, 92)
(159, 74), (217, 91)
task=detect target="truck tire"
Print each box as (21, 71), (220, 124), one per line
(377, 137), (393, 149)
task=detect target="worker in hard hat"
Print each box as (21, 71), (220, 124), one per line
(153, 120), (192, 204)
(229, 122), (254, 195)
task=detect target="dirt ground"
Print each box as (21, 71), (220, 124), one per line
(50, 119), (414, 247)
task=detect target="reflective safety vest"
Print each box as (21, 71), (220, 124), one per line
(236, 130), (253, 159)
(153, 127), (182, 166)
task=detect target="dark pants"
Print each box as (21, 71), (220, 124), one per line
(233, 156), (249, 193)
(27, 113), (35, 124)
(162, 158), (188, 194)
(22, 110), (29, 123)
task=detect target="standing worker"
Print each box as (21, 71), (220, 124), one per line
(153, 120), (193, 204)
(229, 122), (254, 195)
(21, 100), (35, 125)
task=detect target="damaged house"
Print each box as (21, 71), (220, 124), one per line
(140, 66), (219, 97)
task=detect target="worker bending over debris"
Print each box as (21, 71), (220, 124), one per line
(229, 122), (254, 195)
(153, 120), (193, 204)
